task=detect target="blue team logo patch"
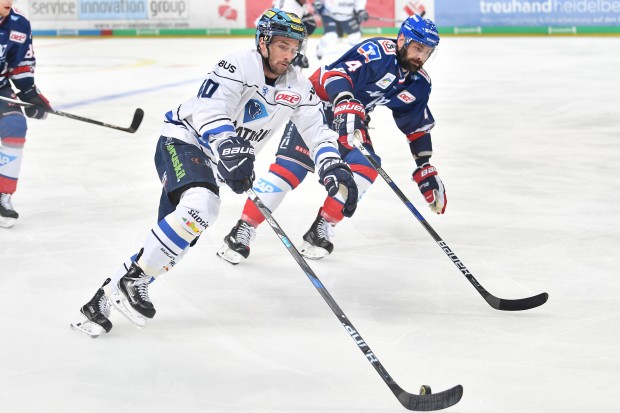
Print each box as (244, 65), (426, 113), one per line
(357, 42), (382, 63)
(254, 178), (282, 194)
(244, 99), (268, 123)
(0, 152), (17, 166)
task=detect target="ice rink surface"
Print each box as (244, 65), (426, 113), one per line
(1, 34), (619, 412)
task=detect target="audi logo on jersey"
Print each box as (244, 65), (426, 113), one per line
(275, 91), (301, 106)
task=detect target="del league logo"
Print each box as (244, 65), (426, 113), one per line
(275, 91), (301, 106)
(10, 31), (27, 43)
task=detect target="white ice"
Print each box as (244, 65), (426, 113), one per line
(1, 34), (619, 413)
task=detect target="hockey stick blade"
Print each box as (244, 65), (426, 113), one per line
(488, 292), (549, 311)
(396, 384), (464, 411)
(352, 130), (548, 312)
(0, 95), (144, 133)
(247, 189), (462, 411)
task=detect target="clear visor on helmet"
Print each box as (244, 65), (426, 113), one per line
(262, 22), (307, 57)
(404, 38), (436, 61)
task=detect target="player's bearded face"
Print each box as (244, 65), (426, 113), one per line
(260, 36), (301, 78)
(397, 37), (434, 73)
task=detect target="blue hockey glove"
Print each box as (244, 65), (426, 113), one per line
(17, 85), (52, 120)
(355, 9), (369, 23)
(412, 163), (447, 214)
(217, 137), (255, 194)
(318, 158), (358, 217)
(332, 98), (368, 148)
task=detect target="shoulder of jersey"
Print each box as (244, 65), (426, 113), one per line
(415, 68), (432, 86)
(213, 49), (259, 79)
(6, 8), (31, 30)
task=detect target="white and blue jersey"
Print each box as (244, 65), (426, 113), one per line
(161, 48), (341, 179)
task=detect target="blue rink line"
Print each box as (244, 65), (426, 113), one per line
(54, 77), (203, 110)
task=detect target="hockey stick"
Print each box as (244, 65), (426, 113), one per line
(352, 131), (548, 311)
(246, 188), (463, 411)
(0, 96), (144, 133)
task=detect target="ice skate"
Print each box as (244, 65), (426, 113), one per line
(300, 215), (334, 260)
(108, 261), (154, 327)
(217, 219), (256, 265)
(0, 193), (18, 228)
(70, 279), (113, 338)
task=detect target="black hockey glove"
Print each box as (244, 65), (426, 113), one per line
(302, 12), (317, 35)
(318, 158), (358, 217)
(355, 9), (369, 23)
(217, 137), (255, 194)
(17, 85), (52, 120)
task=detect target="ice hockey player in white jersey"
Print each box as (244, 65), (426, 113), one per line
(270, 0), (317, 69)
(70, 8), (358, 338)
(313, 0), (368, 60)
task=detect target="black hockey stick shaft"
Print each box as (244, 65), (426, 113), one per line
(352, 132), (548, 311)
(246, 188), (463, 411)
(0, 96), (144, 133)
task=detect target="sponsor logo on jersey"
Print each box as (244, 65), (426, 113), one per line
(255, 178), (282, 194)
(375, 73), (396, 89)
(0, 152), (17, 166)
(397, 91), (416, 104)
(218, 60), (236, 73)
(274, 90), (301, 107)
(235, 126), (270, 142)
(9, 31), (27, 44)
(243, 99), (268, 123)
(378, 39), (396, 55)
(357, 42), (381, 63)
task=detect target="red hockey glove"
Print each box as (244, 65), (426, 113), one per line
(332, 98), (367, 148)
(17, 85), (52, 120)
(412, 163), (447, 214)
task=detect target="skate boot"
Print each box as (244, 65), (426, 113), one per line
(110, 261), (155, 327)
(70, 279), (113, 338)
(300, 214), (334, 260)
(217, 219), (256, 265)
(0, 193), (19, 228)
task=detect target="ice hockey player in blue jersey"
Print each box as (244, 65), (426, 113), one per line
(218, 14), (446, 264)
(70, 8), (358, 338)
(0, 1), (52, 228)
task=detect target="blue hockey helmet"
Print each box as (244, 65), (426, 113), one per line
(256, 8), (307, 54)
(398, 14), (440, 49)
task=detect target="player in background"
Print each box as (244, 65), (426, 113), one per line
(218, 14), (445, 264)
(271, 0), (317, 69)
(0, 0), (52, 228)
(313, 0), (368, 60)
(70, 8), (358, 338)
